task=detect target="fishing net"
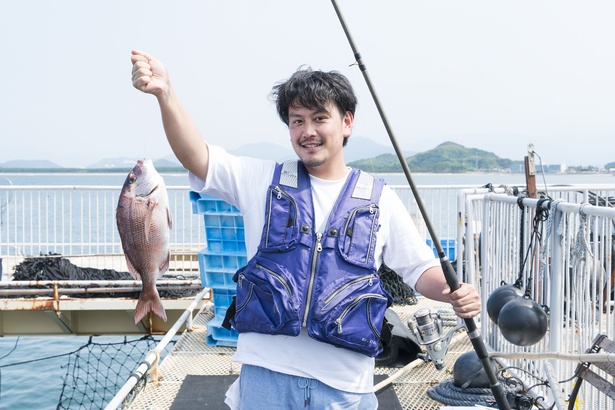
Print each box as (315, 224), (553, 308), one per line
(10, 254), (199, 299)
(0, 335), (175, 409)
(378, 263), (418, 306)
(57, 336), (176, 409)
(13, 255), (133, 281)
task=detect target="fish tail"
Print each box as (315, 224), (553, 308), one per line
(134, 289), (168, 324)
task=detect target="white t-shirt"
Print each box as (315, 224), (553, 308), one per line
(190, 145), (439, 393)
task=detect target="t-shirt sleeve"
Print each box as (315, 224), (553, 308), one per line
(378, 186), (440, 290)
(188, 145), (275, 214)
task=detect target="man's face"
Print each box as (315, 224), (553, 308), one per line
(288, 102), (353, 177)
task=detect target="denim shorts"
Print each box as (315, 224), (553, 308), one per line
(237, 364), (378, 410)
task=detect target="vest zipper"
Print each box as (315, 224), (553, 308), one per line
(366, 205), (377, 264)
(323, 274), (375, 304)
(265, 186), (296, 248)
(302, 231), (322, 327)
(342, 204), (377, 264)
(334, 293), (387, 334)
(255, 263), (292, 296)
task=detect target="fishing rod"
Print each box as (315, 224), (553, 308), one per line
(330, 1), (511, 409)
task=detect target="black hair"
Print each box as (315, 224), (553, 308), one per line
(270, 66), (358, 128)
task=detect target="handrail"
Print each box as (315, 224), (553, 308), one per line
(104, 287), (211, 410)
(0, 279), (201, 287)
(0, 185), (191, 190)
(0, 279), (202, 297)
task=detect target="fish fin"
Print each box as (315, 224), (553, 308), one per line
(144, 198), (159, 242)
(134, 288), (167, 324)
(167, 206), (173, 230)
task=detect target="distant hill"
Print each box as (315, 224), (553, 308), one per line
(346, 153), (402, 173)
(1, 139), (524, 173)
(0, 156), (185, 172)
(344, 136), (414, 162)
(349, 141), (522, 173)
(227, 136), (411, 163)
(87, 157), (146, 169)
(0, 159), (62, 169)
(87, 155), (182, 170)
(408, 141), (520, 172)
(153, 158), (183, 169)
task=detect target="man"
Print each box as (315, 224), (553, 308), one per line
(131, 49), (481, 409)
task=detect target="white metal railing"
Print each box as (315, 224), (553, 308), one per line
(456, 184), (615, 285)
(459, 187), (615, 409)
(0, 185), (207, 277)
(0, 184), (466, 280)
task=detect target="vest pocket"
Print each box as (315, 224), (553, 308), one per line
(312, 293), (389, 357)
(338, 204), (379, 267)
(260, 186), (298, 252)
(232, 258), (301, 335)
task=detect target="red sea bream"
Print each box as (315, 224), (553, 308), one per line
(116, 159), (172, 324)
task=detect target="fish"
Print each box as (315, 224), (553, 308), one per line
(116, 159), (172, 324)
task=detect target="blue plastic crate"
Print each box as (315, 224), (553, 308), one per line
(198, 248), (248, 270)
(205, 288), (239, 346)
(206, 318), (238, 347)
(206, 239), (247, 253)
(198, 249), (247, 288)
(191, 193), (246, 252)
(200, 267), (236, 290)
(214, 305), (229, 322)
(189, 192), (240, 215)
(212, 288), (236, 309)
(204, 223), (246, 253)
(426, 238), (456, 261)
(203, 214), (244, 229)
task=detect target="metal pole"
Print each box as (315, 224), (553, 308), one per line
(330, 1), (511, 408)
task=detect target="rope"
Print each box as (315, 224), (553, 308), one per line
(512, 197), (550, 297)
(539, 199), (563, 285)
(427, 377), (524, 407)
(571, 206), (593, 268)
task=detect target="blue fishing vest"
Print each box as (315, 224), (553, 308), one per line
(229, 160), (393, 357)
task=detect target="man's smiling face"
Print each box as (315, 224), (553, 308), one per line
(288, 102), (353, 179)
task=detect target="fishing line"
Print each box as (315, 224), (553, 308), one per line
(0, 337), (19, 362)
(330, 1), (511, 408)
(0, 336), (20, 403)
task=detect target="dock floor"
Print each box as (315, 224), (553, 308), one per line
(125, 298), (475, 410)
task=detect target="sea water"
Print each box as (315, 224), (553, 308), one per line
(0, 172), (189, 410)
(1, 170), (613, 409)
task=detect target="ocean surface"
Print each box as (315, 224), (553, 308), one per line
(2, 170), (615, 187)
(1, 170), (614, 409)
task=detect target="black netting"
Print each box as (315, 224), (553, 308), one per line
(0, 335), (175, 409)
(10, 255), (199, 299)
(379, 263), (418, 305)
(56, 336), (175, 409)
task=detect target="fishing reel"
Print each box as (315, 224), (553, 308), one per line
(407, 308), (463, 370)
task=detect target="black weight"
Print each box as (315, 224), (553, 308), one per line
(486, 284), (524, 324)
(498, 297), (548, 346)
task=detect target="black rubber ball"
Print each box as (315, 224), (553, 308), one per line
(453, 350), (496, 388)
(486, 284), (523, 324)
(498, 297), (548, 346)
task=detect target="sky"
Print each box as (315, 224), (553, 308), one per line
(0, 0), (613, 168)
